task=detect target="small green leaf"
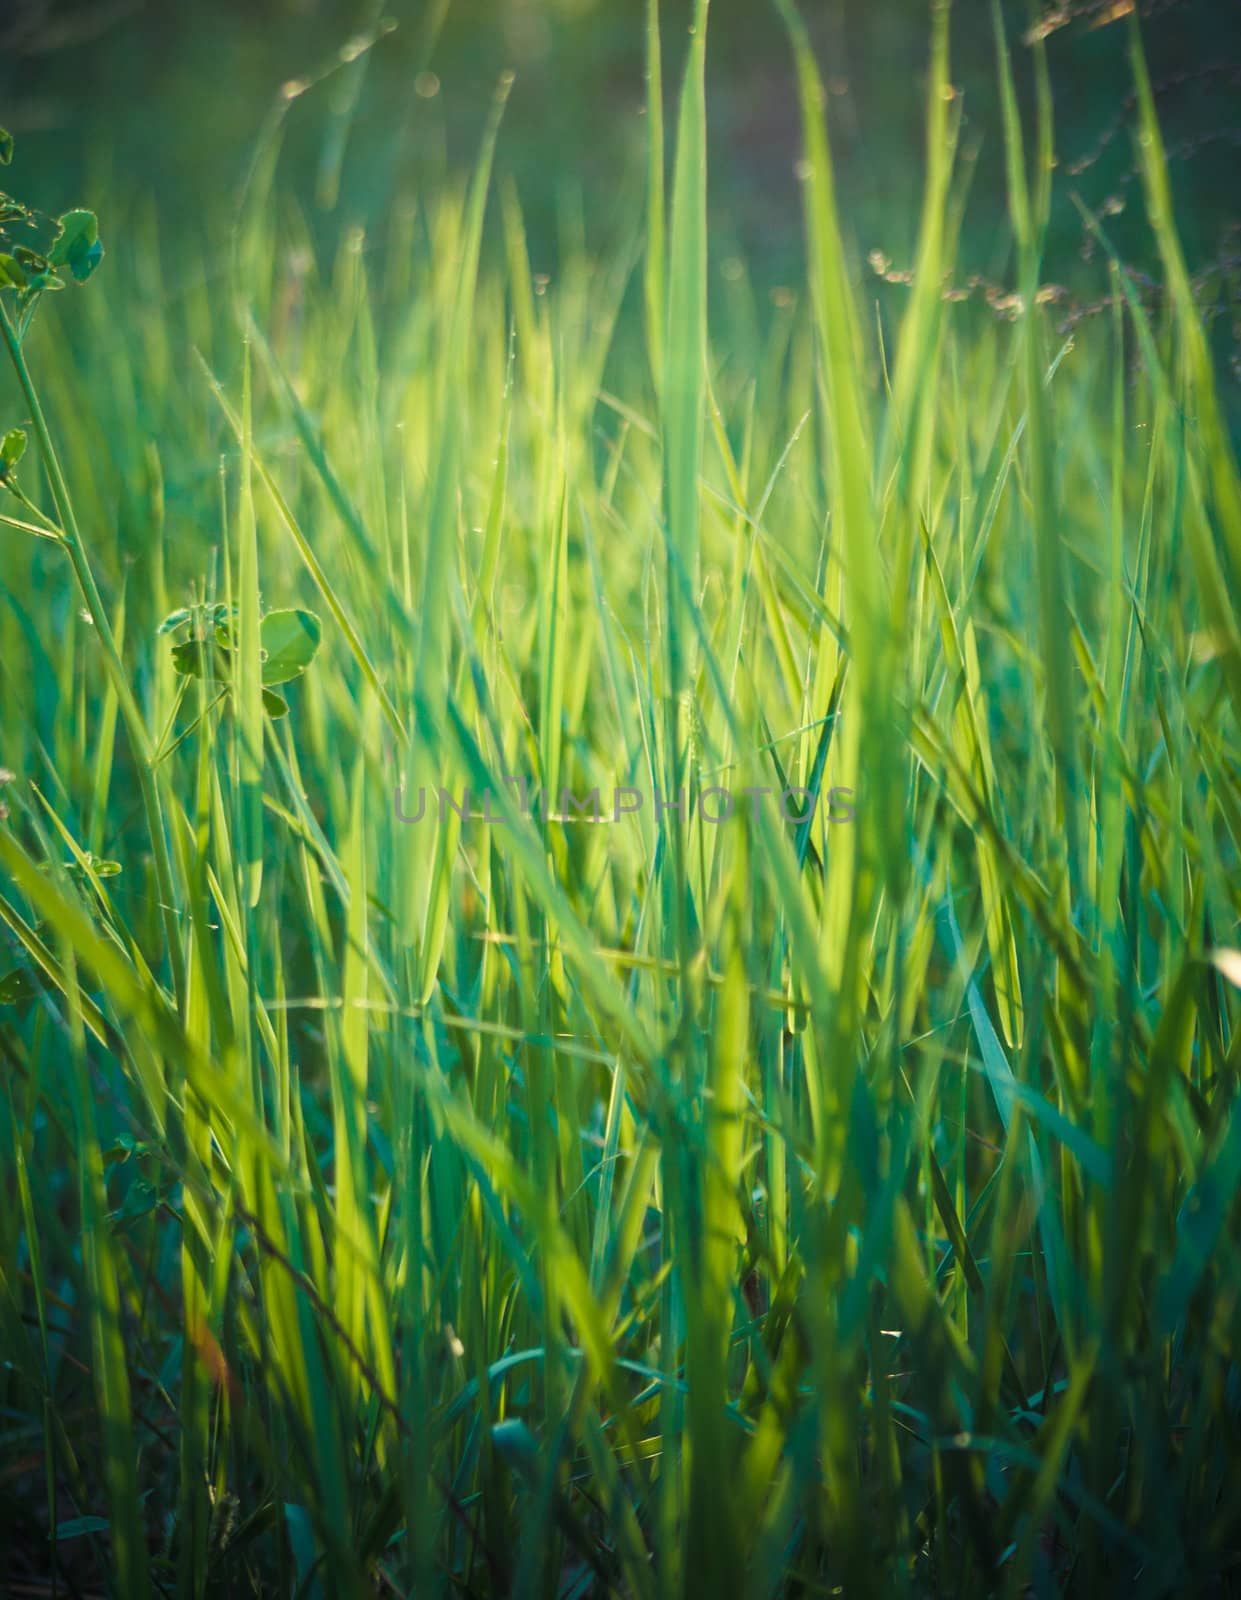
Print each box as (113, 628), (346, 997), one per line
(171, 638), (229, 679)
(491, 1418), (539, 1476)
(111, 1178), (160, 1225)
(69, 242), (102, 283)
(67, 852), (122, 878)
(0, 129), (12, 166)
(49, 209), (99, 261)
(0, 253), (28, 290)
(13, 247), (49, 275)
(262, 687), (289, 718)
(260, 608), (322, 684)
(171, 640), (203, 676)
(49, 209), (102, 283)
(20, 275), (63, 304)
(103, 1132), (146, 1166)
(56, 1515), (110, 1541)
(1, 428), (27, 476)
(160, 603), (239, 640)
(156, 607), (192, 637)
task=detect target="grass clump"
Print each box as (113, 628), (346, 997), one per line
(2, 5), (1241, 1595)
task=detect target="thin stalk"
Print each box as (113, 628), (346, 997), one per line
(0, 299), (185, 1004)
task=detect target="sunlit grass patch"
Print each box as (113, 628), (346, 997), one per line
(1, 5), (1240, 1595)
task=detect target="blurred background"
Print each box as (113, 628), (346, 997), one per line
(1, 0), (1239, 385)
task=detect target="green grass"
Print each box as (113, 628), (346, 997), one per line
(2, 5), (1241, 1595)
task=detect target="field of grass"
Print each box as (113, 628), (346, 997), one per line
(2, 2), (1241, 1594)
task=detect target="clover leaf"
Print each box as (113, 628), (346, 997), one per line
(49, 209), (103, 284)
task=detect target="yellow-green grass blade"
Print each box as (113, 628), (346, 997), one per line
(993, 1), (1083, 908)
(644, 0), (666, 397)
(237, 340), (264, 908)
